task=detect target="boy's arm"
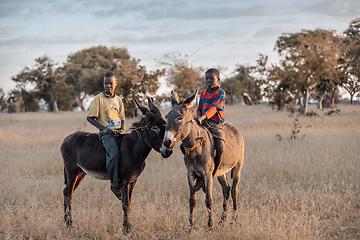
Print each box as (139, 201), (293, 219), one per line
(87, 116), (111, 133)
(196, 94), (206, 124)
(203, 106), (218, 120)
(87, 117), (124, 136)
(196, 106), (217, 124)
(196, 114), (207, 124)
(87, 116), (105, 131)
(196, 91), (216, 124)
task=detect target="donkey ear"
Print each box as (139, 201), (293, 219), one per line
(134, 99), (149, 116)
(148, 97), (162, 116)
(171, 90), (179, 106)
(183, 90), (198, 109)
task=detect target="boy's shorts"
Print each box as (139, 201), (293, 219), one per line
(202, 120), (225, 142)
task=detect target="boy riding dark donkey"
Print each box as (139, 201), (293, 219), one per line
(87, 71), (125, 198)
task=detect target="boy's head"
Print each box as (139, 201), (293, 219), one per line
(103, 71), (118, 96)
(205, 68), (220, 89)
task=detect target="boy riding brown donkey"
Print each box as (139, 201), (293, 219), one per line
(181, 68), (226, 190)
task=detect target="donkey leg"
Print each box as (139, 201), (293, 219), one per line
(204, 173), (214, 229)
(63, 187), (72, 227)
(74, 172), (86, 191)
(128, 180), (137, 206)
(64, 170), (84, 228)
(217, 175), (230, 224)
(187, 173), (197, 230)
(231, 162), (243, 211)
(121, 184), (131, 233)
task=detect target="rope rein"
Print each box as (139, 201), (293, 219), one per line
(114, 118), (149, 138)
(184, 137), (205, 155)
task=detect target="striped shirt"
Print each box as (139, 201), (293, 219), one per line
(196, 86), (225, 124)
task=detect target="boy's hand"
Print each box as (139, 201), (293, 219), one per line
(114, 129), (124, 137)
(104, 127), (115, 134)
(104, 127), (124, 137)
(196, 115), (207, 125)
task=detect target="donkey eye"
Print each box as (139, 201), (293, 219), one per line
(176, 117), (183, 123)
(151, 126), (160, 132)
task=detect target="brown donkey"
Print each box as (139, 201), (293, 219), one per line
(61, 98), (172, 233)
(160, 90), (244, 229)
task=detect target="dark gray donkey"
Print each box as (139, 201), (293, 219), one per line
(160, 90), (244, 230)
(61, 98), (172, 233)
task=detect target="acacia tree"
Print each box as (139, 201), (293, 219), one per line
(116, 58), (165, 116)
(7, 88), (39, 112)
(339, 18), (360, 104)
(340, 60), (360, 104)
(274, 29), (342, 112)
(250, 54), (297, 110)
(0, 88), (8, 111)
(61, 46), (131, 111)
(62, 46), (164, 115)
(267, 63), (298, 110)
(12, 56), (75, 112)
(156, 52), (203, 99)
(222, 65), (262, 105)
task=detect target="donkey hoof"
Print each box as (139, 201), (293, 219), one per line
(64, 213), (72, 228)
(123, 224), (131, 234)
(186, 225), (193, 234)
(219, 215), (227, 225)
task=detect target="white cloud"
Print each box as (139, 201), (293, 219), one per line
(0, 0), (358, 93)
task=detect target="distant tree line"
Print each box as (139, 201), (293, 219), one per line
(260, 18), (360, 112)
(5, 46), (165, 116)
(1, 18), (359, 115)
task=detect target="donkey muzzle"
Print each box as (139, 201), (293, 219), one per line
(160, 144), (173, 158)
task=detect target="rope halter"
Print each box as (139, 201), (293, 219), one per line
(184, 137), (206, 155)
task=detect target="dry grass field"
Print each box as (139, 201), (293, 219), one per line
(0, 104), (359, 239)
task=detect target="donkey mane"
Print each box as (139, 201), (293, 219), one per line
(129, 120), (141, 130)
(129, 113), (150, 131)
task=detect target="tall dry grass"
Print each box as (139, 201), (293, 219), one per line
(0, 105), (359, 239)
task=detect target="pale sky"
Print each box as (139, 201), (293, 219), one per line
(0, 0), (359, 95)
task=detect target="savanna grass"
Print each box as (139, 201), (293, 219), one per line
(0, 105), (359, 239)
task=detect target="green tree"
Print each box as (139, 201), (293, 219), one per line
(7, 88), (39, 112)
(12, 56), (75, 112)
(63, 46), (164, 115)
(266, 63), (297, 110)
(339, 18), (360, 104)
(156, 52), (203, 99)
(222, 65), (262, 105)
(251, 54), (296, 110)
(274, 29), (342, 112)
(116, 58), (165, 116)
(61, 46), (131, 111)
(0, 88), (8, 111)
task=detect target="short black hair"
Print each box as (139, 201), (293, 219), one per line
(205, 68), (220, 79)
(104, 71), (117, 79)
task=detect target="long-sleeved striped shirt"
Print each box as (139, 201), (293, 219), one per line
(196, 86), (225, 124)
